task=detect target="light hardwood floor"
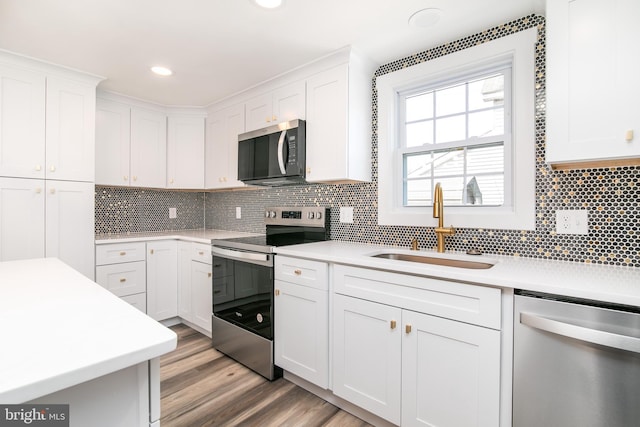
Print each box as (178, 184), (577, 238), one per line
(160, 324), (373, 427)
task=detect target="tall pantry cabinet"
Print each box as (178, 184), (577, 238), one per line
(0, 50), (101, 279)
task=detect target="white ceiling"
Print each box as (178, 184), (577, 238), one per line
(0, 0), (544, 107)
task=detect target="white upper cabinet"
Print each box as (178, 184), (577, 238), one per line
(45, 77), (96, 182)
(0, 64), (46, 179)
(167, 115), (205, 189)
(546, 0), (640, 168)
(305, 53), (374, 183)
(206, 103), (245, 189)
(95, 98), (131, 186)
(130, 106), (167, 188)
(244, 80), (305, 132)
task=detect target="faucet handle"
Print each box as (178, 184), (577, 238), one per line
(411, 238), (419, 250)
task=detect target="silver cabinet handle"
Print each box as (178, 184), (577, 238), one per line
(520, 312), (640, 354)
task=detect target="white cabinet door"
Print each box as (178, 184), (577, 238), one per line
(45, 180), (95, 279)
(95, 98), (131, 186)
(205, 104), (245, 189)
(244, 81), (305, 132)
(0, 177), (45, 261)
(167, 116), (205, 189)
(130, 107), (167, 188)
(146, 240), (178, 321)
(45, 77), (96, 182)
(245, 92), (273, 132)
(546, 0), (640, 167)
(274, 279), (328, 388)
(191, 260), (212, 333)
(0, 64), (46, 179)
(402, 310), (501, 427)
(272, 80), (306, 124)
(177, 241), (192, 320)
(333, 294), (402, 425)
(305, 65), (349, 182)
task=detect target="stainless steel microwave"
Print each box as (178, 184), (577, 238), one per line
(237, 119), (306, 186)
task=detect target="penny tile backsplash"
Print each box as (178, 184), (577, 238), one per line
(95, 15), (640, 267)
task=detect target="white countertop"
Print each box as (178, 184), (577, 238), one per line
(0, 258), (177, 403)
(95, 228), (263, 245)
(275, 241), (640, 307)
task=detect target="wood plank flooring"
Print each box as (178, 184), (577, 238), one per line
(160, 324), (373, 427)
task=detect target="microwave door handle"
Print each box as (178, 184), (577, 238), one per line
(277, 130), (287, 174)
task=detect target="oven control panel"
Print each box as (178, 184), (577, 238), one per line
(264, 206), (327, 227)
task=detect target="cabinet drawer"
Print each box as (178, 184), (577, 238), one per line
(275, 256), (328, 290)
(191, 243), (212, 264)
(96, 242), (146, 265)
(333, 264), (501, 330)
(96, 261), (146, 297)
(121, 292), (147, 313)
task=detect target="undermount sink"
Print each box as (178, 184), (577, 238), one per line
(371, 252), (495, 270)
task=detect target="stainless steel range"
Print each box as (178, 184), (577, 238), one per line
(211, 206), (329, 380)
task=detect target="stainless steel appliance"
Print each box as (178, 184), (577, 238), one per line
(211, 206), (328, 380)
(237, 119), (306, 186)
(513, 290), (640, 427)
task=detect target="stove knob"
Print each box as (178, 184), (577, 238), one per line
(264, 211), (270, 218)
(316, 211), (322, 220)
(269, 211), (277, 218)
(308, 212), (315, 219)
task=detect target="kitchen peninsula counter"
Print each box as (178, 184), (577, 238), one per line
(0, 257), (176, 422)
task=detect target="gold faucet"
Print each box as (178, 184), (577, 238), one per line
(433, 182), (455, 253)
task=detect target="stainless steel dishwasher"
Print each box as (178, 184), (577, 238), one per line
(513, 290), (640, 427)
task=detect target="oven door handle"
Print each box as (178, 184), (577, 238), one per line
(211, 246), (270, 263)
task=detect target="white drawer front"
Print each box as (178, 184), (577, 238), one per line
(275, 256), (328, 290)
(121, 292), (147, 313)
(96, 242), (146, 265)
(333, 264), (501, 330)
(96, 261), (146, 297)
(191, 243), (212, 264)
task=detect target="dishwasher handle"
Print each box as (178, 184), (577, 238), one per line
(520, 312), (640, 354)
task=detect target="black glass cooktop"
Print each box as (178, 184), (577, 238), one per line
(212, 225), (328, 253)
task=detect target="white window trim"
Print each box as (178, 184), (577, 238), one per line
(377, 27), (537, 230)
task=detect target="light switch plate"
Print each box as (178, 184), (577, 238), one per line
(169, 207), (177, 219)
(340, 206), (354, 223)
(235, 206), (242, 219)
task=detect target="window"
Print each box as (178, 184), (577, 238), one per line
(401, 70), (510, 208)
(377, 28), (537, 230)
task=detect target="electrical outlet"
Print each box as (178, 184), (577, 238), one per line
(340, 206), (354, 223)
(235, 206), (242, 219)
(556, 210), (588, 235)
(169, 207), (177, 219)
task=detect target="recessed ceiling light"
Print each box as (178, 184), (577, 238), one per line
(254, 0), (283, 9)
(151, 66), (173, 76)
(408, 8), (443, 29)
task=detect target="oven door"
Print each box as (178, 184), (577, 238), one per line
(211, 246), (274, 340)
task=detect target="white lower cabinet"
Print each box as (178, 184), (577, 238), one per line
(274, 256), (329, 389)
(146, 240), (178, 321)
(178, 241), (212, 334)
(401, 310), (500, 427)
(96, 242), (147, 313)
(332, 264), (502, 426)
(333, 294), (402, 424)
